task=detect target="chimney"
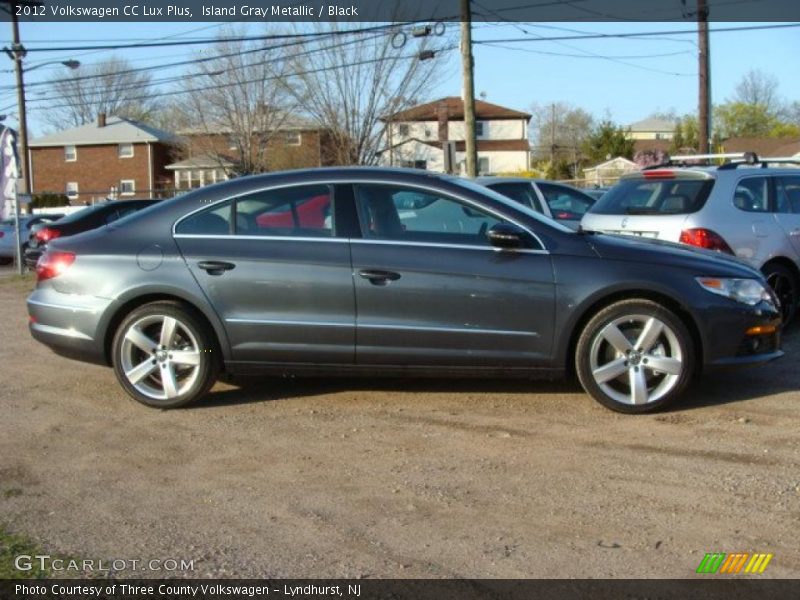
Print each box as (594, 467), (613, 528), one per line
(97, 112), (107, 128)
(437, 101), (448, 142)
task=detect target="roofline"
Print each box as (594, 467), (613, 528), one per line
(30, 139), (174, 148)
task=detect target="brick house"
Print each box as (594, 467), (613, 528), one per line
(28, 114), (177, 203)
(168, 116), (334, 191)
(379, 97), (531, 175)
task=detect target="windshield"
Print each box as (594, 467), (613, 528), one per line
(590, 177), (714, 215)
(450, 177), (573, 233)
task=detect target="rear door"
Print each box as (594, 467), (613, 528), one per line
(774, 175), (800, 257)
(349, 183), (555, 367)
(174, 183), (355, 364)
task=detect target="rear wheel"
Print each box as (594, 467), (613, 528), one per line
(762, 263), (798, 326)
(112, 302), (219, 408)
(575, 299), (694, 414)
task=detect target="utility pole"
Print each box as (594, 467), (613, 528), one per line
(697, 0), (711, 153)
(9, 3), (29, 195)
(550, 103), (556, 167)
(460, 0), (478, 177)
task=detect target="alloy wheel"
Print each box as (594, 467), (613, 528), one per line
(765, 270), (796, 324)
(588, 314), (684, 406)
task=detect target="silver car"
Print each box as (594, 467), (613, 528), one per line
(581, 155), (800, 322)
(475, 177), (596, 230)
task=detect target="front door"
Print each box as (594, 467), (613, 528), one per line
(173, 183), (355, 364)
(774, 175), (800, 256)
(349, 183), (556, 368)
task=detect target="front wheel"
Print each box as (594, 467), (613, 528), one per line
(112, 302), (219, 408)
(575, 299), (694, 414)
(762, 263), (798, 327)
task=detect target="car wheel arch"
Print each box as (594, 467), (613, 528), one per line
(102, 292), (229, 368)
(761, 256), (800, 285)
(561, 288), (704, 378)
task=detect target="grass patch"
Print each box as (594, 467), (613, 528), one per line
(0, 525), (51, 578)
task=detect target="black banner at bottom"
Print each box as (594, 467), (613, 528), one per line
(2, 579), (800, 600)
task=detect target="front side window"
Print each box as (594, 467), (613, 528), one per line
(64, 145), (76, 161)
(355, 184), (504, 247)
(734, 177), (770, 213)
(488, 182), (541, 212)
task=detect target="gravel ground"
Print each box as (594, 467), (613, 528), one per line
(1, 267), (799, 578)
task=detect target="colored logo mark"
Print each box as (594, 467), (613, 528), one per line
(696, 552), (773, 574)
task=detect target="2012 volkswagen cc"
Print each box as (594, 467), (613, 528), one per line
(27, 168), (783, 413)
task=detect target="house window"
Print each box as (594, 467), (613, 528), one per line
(118, 143), (134, 158)
(413, 160), (427, 170)
(119, 180), (135, 196)
(475, 122), (487, 138)
(228, 137), (238, 151)
(478, 156), (490, 175)
(284, 131), (302, 146)
(64, 145), (77, 161)
(398, 124), (410, 137)
(66, 182), (79, 199)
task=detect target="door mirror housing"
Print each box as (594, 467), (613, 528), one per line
(486, 222), (528, 249)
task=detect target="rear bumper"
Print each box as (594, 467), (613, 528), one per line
(27, 288), (113, 365)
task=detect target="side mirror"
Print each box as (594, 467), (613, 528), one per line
(486, 222), (527, 250)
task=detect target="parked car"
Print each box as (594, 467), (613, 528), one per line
(28, 168), (781, 413)
(584, 186), (611, 201)
(581, 154), (800, 323)
(0, 213), (64, 264)
(476, 177), (596, 229)
(24, 199), (158, 269)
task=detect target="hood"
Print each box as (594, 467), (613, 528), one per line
(584, 232), (763, 279)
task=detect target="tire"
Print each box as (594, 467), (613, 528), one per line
(111, 301), (219, 408)
(575, 299), (695, 414)
(762, 263), (798, 327)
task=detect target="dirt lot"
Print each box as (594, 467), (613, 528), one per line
(1, 265), (799, 578)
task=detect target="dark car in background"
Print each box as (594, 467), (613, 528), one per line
(24, 199), (158, 268)
(476, 177), (596, 229)
(27, 168), (782, 414)
(0, 213), (63, 264)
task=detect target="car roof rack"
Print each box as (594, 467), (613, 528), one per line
(641, 152), (759, 170)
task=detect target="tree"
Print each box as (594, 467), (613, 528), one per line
(176, 29), (304, 175)
(288, 23), (448, 165)
(529, 102), (594, 178)
(734, 69), (780, 114)
(670, 114), (699, 153)
(714, 102), (778, 138)
(581, 120), (635, 163)
(44, 57), (157, 129)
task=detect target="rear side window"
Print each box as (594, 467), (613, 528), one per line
(775, 176), (800, 214)
(733, 177), (770, 213)
(590, 178), (714, 215)
(175, 185), (334, 237)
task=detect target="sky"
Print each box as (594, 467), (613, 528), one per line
(2, 20), (799, 138)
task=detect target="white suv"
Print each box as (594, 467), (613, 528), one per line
(581, 153), (800, 323)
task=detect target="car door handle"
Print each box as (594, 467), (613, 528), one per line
(198, 260), (236, 275)
(358, 269), (401, 285)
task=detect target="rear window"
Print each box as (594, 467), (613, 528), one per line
(589, 178), (714, 215)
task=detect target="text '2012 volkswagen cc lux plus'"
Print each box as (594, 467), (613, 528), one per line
(28, 168), (783, 413)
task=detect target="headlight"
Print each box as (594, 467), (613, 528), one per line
(696, 277), (774, 306)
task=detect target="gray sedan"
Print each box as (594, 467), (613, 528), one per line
(28, 168), (782, 413)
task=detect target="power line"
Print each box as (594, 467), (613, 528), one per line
(27, 45), (458, 113)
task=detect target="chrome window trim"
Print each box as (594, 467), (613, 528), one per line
(171, 178), (548, 251)
(173, 234), (345, 243)
(350, 238), (549, 255)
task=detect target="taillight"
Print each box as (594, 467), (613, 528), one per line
(679, 228), (734, 254)
(36, 227), (61, 243)
(643, 170), (676, 179)
(36, 251), (75, 281)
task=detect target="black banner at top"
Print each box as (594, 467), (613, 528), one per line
(3, 0), (800, 22)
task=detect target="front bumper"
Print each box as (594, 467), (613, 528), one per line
(27, 287), (115, 365)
